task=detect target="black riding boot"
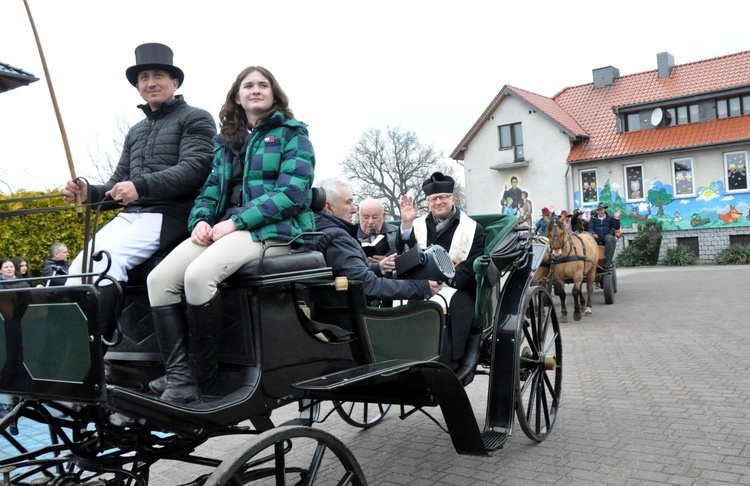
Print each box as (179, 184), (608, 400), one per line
(187, 293), (221, 388)
(148, 294), (221, 395)
(151, 304), (200, 404)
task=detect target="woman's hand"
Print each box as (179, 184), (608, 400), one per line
(191, 221), (213, 246)
(211, 219), (238, 241)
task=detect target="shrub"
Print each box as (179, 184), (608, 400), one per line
(615, 246), (651, 267)
(615, 219), (663, 267)
(0, 190), (120, 277)
(715, 244), (750, 265)
(663, 245), (696, 266)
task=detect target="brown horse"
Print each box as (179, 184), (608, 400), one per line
(545, 216), (598, 322)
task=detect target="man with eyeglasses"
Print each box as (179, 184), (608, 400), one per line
(397, 172), (485, 370)
(357, 198), (399, 262)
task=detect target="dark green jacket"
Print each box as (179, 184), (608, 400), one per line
(188, 111), (315, 243)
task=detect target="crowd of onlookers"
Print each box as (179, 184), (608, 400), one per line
(0, 242), (70, 289)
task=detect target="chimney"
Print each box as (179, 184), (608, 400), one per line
(657, 52), (675, 78)
(593, 66), (620, 87)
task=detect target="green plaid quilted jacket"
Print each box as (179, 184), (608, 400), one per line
(188, 111), (315, 243)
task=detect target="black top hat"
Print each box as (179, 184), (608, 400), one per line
(422, 172), (455, 196)
(595, 202), (609, 210)
(125, 43), (184, 87)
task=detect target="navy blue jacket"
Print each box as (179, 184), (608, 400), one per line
(310, 212), (432, 301)
(588, 212), (621, 239)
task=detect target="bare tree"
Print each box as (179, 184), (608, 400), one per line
(340, 126), (464, 218)
(83, 111), (141, 184)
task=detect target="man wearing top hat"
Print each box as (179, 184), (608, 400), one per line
(397, 172), (485, 370)
(588, 202), (621, 269)
(61, 43), (215, 341)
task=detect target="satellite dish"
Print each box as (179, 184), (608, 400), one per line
(650, 107), (663, 126)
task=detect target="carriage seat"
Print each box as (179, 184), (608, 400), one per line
(223, 250), (330, 287)
(125, 253), (164, 287)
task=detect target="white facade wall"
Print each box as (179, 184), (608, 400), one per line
(462, 97), (572, 219)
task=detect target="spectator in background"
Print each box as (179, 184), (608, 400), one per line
(41, 242), (70, 286)
(535, 207), (554, 235)
(0, 259), (30, 289)
(11, 256), (32, 280)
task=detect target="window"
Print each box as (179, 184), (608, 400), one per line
(624, 164), (645, 202)
(579, 169), (598, 205)
(725, 151), (748, 192)
(717, 99), (728, 119)
(621, 94), (749, 133)
(672, 157), (695, 197)
(498, 123), (524, 161)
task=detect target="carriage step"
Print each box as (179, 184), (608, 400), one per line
(481, 430), (508, 452)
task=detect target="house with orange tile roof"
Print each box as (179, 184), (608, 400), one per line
(452, 50), (750, 263)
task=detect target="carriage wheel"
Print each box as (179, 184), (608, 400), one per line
(204, 425), (366, 485)
(333, 401), (391, 428)
(516, 285), (562, 442)
(602, 273), (615, 304)
(613, 266), (618, 294)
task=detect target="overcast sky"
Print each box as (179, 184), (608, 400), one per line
(1, 0), (748, 193)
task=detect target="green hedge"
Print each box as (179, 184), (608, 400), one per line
(0, 190), (120, 277)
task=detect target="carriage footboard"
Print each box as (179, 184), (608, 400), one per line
(294, 360), (504, 456)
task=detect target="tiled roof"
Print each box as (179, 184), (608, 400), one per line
(509, 86), (587, 138)
(557, 50), (750, 163)
(452, 50), (750, 163)
(450, 86), (587, 160)
(0, 62), (39, 94)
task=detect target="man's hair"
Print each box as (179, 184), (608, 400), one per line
(49, 242), (66, 258)
(316, 177), (349, 206)
(358, 197), (383, 214)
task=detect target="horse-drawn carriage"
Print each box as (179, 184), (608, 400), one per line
(0, 203), (561, 485)
(534, 216), (619, 323)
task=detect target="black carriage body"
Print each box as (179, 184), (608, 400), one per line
(0, 284), (105, 403)
(0, 214), (562, 483)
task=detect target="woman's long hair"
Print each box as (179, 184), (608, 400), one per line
(219, 66), (293, 149)
(11, 256), (29, 278)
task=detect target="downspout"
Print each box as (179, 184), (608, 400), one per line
(564, 163), (572, 210)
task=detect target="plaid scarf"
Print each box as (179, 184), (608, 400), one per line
(432, 206), (458, 234)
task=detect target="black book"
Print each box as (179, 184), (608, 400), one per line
(361, 234), (390, 257)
